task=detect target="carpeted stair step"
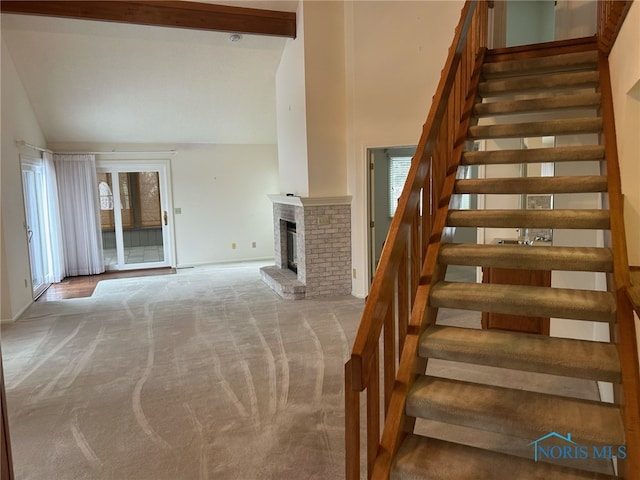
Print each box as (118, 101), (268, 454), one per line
(474, 92), (601, 117)
(406, 376), (624, 447)
(478, 71), (599, 97)
(482, 50), (599, 79)
(455, 175), (607, 195)
(392, 435), (618, 480)
(438, 244), (613, 272)
(469, 117), (602, 140)
(429, 281), (616, 322)
(447, 209), (610, 229)
(419, 325), (620, 382)
(463, 145), (604, 166)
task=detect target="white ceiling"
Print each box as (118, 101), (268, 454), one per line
(1, 2), (298, 145)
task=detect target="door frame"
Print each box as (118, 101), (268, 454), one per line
(96, 159), (175, 271)
(365, 145), (417, 292)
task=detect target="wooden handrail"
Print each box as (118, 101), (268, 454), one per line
(344, 1), (489, 478)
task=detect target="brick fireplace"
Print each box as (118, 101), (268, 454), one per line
(260, 195), (352, 299)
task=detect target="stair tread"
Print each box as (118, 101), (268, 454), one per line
(455, 175), (608, 195)
(413, 419), (616, 476)
(463, 145), (604, 165)
(420, 325), (620, 382)
(482, 50), (599, 79)
(429, 281), (616, 322)
(392, 435), (617, 480)
(439, 244), (613, 272)
(447, 209), (610, 230)
(478, 70), (599, 97)
(406, 376), (624, 446)
(469, 117), (602, 139)
(474, 92), (601, 117)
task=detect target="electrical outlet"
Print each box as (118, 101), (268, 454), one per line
(252, 242), (256, 248)
(174, 207), (182, 214)
(352, 269), (356, 279)
(231, 243), (236, 250)
(317, 215), (330, 226)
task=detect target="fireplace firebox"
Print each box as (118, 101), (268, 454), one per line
(286, 221), (297, 273)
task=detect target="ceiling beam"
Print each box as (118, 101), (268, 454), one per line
(0, 1), (296, 38)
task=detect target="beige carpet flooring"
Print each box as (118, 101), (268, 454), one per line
(1, 262), (603, 479)
(2, 262), (364, 480)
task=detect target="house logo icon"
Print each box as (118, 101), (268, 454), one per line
(528, 431), (576, 462)
(528, 432), (627, 462)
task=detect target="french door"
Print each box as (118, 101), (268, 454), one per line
(96, 161), (172, 271)
(21, 157), (52, 298)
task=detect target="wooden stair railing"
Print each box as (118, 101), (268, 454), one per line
(344, 1), (489, 478)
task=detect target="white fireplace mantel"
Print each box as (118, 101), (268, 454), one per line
(267, 194), (352, 207)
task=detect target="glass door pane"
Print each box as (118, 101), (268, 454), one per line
(119, 172), (165, 265)
(21, 162), (51, 298)
(97, 172), (117, 269)
(97, 166), (169, 271)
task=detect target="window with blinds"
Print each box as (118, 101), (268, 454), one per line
(388, 156), (412, 217)
(97, 172), (161, 230)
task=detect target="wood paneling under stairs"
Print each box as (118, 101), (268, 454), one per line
(36, 268), (176, 302)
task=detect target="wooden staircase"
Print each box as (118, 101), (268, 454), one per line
(345, 2), (639, 479)
(393, 45), (627, 480)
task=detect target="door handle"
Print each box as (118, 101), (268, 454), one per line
(27, 227), (34, 243)
(163, 211), (168, 226)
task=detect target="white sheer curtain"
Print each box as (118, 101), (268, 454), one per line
(43, 151), (65, 282)
(54, 154), (105, 276)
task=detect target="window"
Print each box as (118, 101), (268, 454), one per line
(388, 156), (412, 217)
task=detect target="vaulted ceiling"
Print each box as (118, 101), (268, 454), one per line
(1, 1), (298, 145)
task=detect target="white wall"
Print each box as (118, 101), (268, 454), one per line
(609, 0), (640, 267)
(49, 142), (279, 268)
(609, 0), (640, 368)
(275, 1), (309, 197)
(1, 37), (47, 321)
(170, 144), (278, 266)
(345, 0), (465, 296)
(303, 1), (347, 197)
(275, 1), (347, 198)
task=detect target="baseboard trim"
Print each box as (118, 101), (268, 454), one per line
(1, 299), (33, 324)
(176, 258), (274, 269)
